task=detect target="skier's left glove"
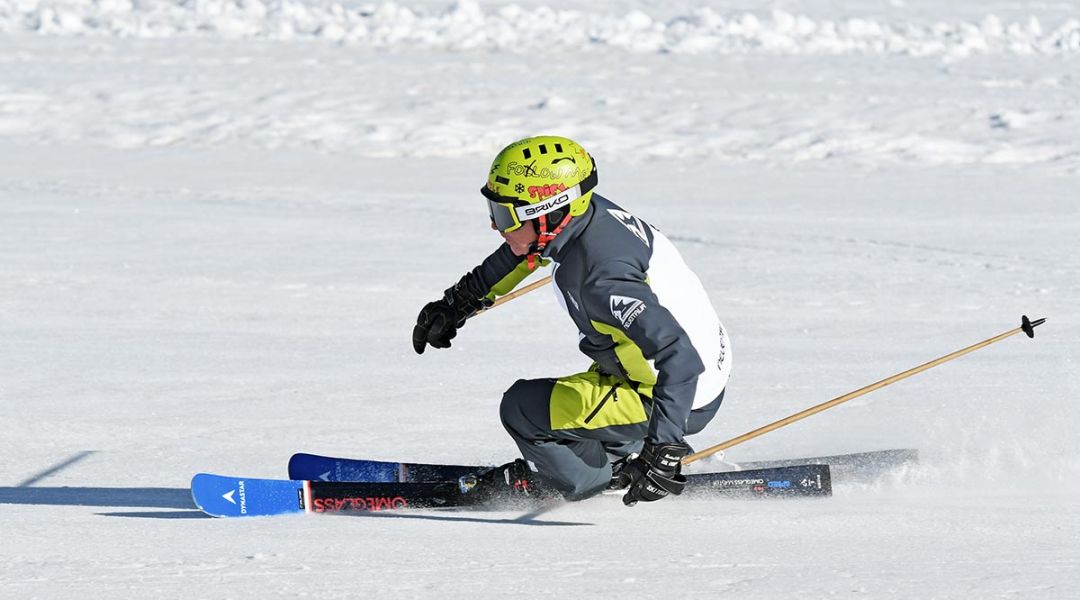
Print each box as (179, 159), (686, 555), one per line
(620, 442), (689, 507)
(412, 274), (493, 354)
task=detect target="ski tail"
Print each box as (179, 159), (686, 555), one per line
(684, 464), (831, 498)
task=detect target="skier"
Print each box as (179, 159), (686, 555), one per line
(412, 136), (732, 506)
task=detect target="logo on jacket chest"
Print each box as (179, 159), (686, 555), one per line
(610, 295), (647, 329)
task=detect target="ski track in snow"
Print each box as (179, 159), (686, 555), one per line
(1, 0), (1079, 598)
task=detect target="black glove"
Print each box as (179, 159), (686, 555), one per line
(412, 274), (493, 354)
(621, 442), (689, 507)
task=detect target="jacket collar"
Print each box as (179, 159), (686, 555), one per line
(541, 199), (595, 262)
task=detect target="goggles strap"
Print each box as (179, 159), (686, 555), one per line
(526, 210), (573, 271)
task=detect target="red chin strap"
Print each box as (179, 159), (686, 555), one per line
(526, 212), (573, 271)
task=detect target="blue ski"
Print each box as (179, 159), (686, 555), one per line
(287, 453), (832, 498)
(191, 473), (309, 517)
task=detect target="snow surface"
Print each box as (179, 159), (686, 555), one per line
(1, 0), (1078, 598)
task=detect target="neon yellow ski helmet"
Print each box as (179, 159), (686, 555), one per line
(481, 136), (597, 234)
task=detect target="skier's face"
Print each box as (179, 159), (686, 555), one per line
(495, 219), (538, 256)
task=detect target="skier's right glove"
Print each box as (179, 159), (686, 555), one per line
(412, 274), (493, 354)
(620, 442), (689, 507)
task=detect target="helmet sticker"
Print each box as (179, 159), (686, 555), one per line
(507, 160), (539, 178)
(528, 183), (567, 199)
(610, 295), (647, 329)
(506, 161), (587, 181)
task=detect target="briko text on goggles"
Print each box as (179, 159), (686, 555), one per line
(481, 167), (598, 234)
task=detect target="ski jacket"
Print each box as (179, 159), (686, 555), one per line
(460, 194), (731, 444)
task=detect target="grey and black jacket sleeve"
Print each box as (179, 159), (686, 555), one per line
(451, 244), (535, 302)
(584, 259), (706, 444)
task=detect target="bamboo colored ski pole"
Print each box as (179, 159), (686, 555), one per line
(473, 275), (552, 315)
(683, 315), (1046, 465)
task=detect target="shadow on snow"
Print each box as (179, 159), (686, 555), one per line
(0, 486), (205, 519)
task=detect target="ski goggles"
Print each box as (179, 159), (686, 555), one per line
(481, 168), (598, 233)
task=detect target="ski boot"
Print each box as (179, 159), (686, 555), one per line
(458, 459), (559, 504)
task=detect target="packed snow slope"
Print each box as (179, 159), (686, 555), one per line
(1, 1), (1078, 598)
(2, 1), (1079, 169)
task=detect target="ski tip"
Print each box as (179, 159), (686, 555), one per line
(190, 472), (218, 492)
(190, 473), (221, 516)
(1021, 315), (1046, 339)
(288, 453), (330, 466)
(190, 473), (256, 518)
(288, 453), (332, 481)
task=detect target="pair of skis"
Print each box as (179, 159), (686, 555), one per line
(190, 449), (917, 518)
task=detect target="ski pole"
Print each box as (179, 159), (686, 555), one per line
(683, 315), (1046, 465)
(473, 276), (552, 316)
